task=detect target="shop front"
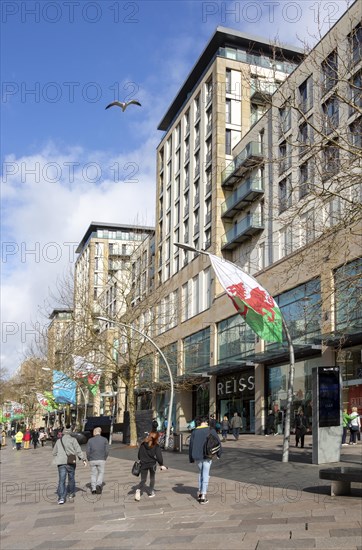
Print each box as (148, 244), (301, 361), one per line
(216, 368), (255, 433)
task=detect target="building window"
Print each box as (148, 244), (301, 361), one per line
(184, 110), (190, 135)
(279, 175), (292, 213)
(322, 140), (339, 181)
(301, 209), (315, 245)
(275, 278), (321, 343)
(204, 228), (211, 249)
(298, 117), (313, 157)
(349, 70), (362, 116)
(321, 50), (338, 94)
(279, 103), (291, 135)
(225, 129), (231, 155)
(218, 315), (255, 362)
(183, 328), (210, 374)
(280, 224), (293, 257)
(225, 99), (231, 123)
(335, 258), (362, 330)
(349, 23), (362, 66)
(322, 95), (339, 134)
(299, 75), (313, 114)
(299, 160), (313, 199)
(175, 123), (181, 147)
(226, 69), (231, 93)
(349, 116), (362, 149)
(279, 141), (291, 174)
(194, 95), (200, 122)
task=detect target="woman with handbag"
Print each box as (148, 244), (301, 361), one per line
(52, 425), (87, 505)
(348, 406), (361, 445)
(134, 431), (167, 501)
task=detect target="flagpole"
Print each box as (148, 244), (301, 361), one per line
(174, 243), (295, 463)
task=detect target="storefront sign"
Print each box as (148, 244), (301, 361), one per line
(217, 370), (255, 398)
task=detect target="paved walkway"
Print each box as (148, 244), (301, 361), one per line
(0, 435), (361, 549)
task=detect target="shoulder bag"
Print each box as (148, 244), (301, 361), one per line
(60, 437), (77, 465)
(132, 460), (141, 476)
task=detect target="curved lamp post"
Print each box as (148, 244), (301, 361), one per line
(94, 316), (175, 449)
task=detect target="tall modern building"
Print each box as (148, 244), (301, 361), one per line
(150, 28), (304, 430)
(147, 6), (361, 433)
(74, 222), (154, 418)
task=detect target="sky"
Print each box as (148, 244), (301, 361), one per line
(1, 0), (353, 376)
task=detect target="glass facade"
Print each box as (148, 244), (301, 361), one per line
(266, 357), (318, 433)
(183, 328), (210, 374)
(216, 369), (255, 433)
(159, 342), (178, 382)
(274, 278), (322, 345)
(218, 314), (255, 361)
(335, 257), (362, 331)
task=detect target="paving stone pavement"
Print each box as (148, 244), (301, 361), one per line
(0, 435), (361, 549)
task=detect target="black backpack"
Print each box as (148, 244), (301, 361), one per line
(203, 429), (221, 459)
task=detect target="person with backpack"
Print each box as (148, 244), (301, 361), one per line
(189, 416), (222, 505)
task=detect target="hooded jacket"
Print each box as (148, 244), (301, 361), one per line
(138, 441), (163, 470)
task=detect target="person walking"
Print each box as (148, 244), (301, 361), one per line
(11, 427), (16, 449)
(265, 411), (276, 436)
(52, 425), (86, 505)
(220, 415), (230, 442)
(189, 416), (222, 505)
(295, 408), (308, 448)
(348, 406), (361, 445)
(23, 429), (31, 449)
(342, 409), (351, 446)
(31, 428), (40, 450)
(230, 412), (243, 440)
(134, 431), (167, 501)
(86, 427), (109, 494)
(15, 429), (24, 450)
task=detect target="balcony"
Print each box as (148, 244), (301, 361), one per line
(221, 176), (264, 218)
(222, 141), (263, 187)
(221, 214), (264, 250)
(250, 80), (278, 103)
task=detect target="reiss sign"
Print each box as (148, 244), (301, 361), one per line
(217, 372), (255, 398)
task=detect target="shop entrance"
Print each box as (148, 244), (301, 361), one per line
(219, 397), (255, 433)
(216, 368), (255, 434)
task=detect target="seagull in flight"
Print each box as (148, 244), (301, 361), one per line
(105, 99), (142, 112)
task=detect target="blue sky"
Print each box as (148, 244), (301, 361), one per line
(1, 0), (352, 375)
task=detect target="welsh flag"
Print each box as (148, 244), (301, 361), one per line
(73, 355), (101, 396)
(209, 254), (283, 343)
(36, 392), (58, 412)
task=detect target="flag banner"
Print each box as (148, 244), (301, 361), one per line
(72, 355), (101, 396)
(43, 391), (58, 411)
(36, 392), (58, 412)
(208, 254), (283, 343)
(53, 371), (77, 405)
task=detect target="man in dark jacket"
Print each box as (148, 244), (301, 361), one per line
(86, 427), (109, 494)
(189, 416), (222, 505)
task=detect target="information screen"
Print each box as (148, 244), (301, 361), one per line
(318, 367), (340, 427)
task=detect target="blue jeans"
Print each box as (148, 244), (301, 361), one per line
(57, 464), (76, 500)
(232, 427), (240, 440)
(197, 459), (212, 495)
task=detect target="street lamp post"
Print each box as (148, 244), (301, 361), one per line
(94, 316), (175, 449)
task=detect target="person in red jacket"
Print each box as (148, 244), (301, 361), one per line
(134, 431), (167, 501)
(23, 429), (31, 450)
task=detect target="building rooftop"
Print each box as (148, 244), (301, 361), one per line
(158, 26), (305, 132)
(76, 221), (155, 254)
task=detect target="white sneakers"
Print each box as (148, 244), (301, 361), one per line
(134, 489), (141, 501)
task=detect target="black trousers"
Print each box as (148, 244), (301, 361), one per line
(138, 467), (155, 494)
